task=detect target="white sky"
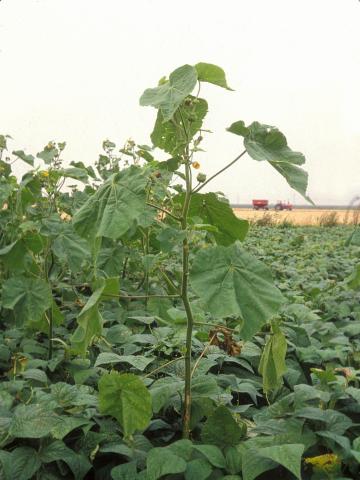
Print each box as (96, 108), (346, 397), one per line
(0, 0), (359, 205)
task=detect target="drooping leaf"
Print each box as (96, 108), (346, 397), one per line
(1, 276), (52, 325)
(227, 120), (311, 200)
(12, 150), (35, 166)
(71, 281), (106, 355)
(186, 192), (249, 244)
(195, 62), (233, 90)
(151, 97), (207, 155)
(259, 328), (287, 393)
(190, 242), (285, 339)
(98, 371), (152, 438)
(201, 405), (246, 447)
(73, 166), (149, 240)
(140, 64), (198, 121)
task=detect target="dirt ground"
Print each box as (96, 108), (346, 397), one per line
(233, 208), (359, 226)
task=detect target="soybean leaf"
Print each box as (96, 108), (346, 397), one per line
(227, 121), (311, 200)
(98, 372), (152, 438)
(40, 441), (91, 480)
(146, 447), (187, 480)
(257, 444), (304, 480)
(73, 166), (149, 240)
(193, 444), (226, 468)
(95, 352), (154, 371)
(201, 405), (246, 447)
(190, 242), (285, 339)
(111, 461), (138, 480)
(1, 276), (52, 326)
(195, 62), (233, 90)
(9, 404), (60, 438)
(0, 447), (41, 480)
(185, 458), (212, 480)
(140, 64), (198, 121)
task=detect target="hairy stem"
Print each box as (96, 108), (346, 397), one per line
(181, 157), (195, 439)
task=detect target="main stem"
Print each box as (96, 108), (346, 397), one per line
(181, 157), (195, 439)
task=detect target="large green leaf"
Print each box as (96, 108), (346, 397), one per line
(98, 371), (152, 438)
(52, 225), (90, 272)
(140, 64), (198, 121)
(0, 240), (29, 271)
(1, 276), (52, 325)
(151, 96), (207, 155)
(259, 328), (287, 393)
(190, 242), (285, 339)
(187, 192), (249, 245)
(201, 405), (246, 447)
(73, 166), (149, 240)
(227, 121), (311, 200)
(195, 62), (233, 90)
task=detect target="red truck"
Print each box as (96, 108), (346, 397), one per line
(275, 201), (293, 211)
(252, 199), (269, 210)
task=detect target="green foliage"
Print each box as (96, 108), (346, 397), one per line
(73, 166), (149, 239)
(227, 120), (311, 200)
(3, 63), (358, 480)
(190, 242), (285, 339)
(195, 62), (234, 90)
(201, 405), (247, 447)
(140, 64), (198, 121)
(2, 276), (52, 326)
(259, 326), (287, 393)
(98, 371), (152, 438)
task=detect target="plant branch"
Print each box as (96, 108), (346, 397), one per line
(143, 356), (185, 379)
(193, 149), (247, 193)
(104, 293), (180, 300)
(191, 333), (216, 378)
(146, 202), (182, 221)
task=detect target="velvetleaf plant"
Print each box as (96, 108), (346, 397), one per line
(74, 61), (311, 438)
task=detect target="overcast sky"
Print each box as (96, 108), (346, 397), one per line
(0, 0), (359, 205)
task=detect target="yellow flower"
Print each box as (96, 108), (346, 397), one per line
(192, 161), (201, 169)
(304, 454), (340, 472)
(40, 170), (49, 178)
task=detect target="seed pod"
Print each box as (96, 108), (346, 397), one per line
(196, 172), (206, 183)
